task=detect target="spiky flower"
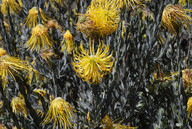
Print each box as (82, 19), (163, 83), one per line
(1, 0), (22, 15)
(76, 0), (119, 37)
(61, 30), (74, 54)
(187, 97), (192, 122)
(11, 95), (28, 118)
(25, 24), (53, 52)
(41, 97), (75, 129)
(25, 7), (50, 28)
(161, 4), (192, 35)
(72, 40), (114, 84)
(0, 48), (28, 87)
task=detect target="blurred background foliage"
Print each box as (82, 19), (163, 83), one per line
(0, 0), (192, 129)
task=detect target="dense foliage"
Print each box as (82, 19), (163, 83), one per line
(0, 0), (192, 129)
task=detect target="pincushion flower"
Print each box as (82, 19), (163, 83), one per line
(41, 97), (75, 129)
(25, 24), (53, 52)
(76, 0), (119, 37)
(11, 95), (28, 118)
(161, 4), (192, 35)
(1, 0), (22, 15)
(0, 48), (28, 87)
(25, 7), (50, 28)
(61, 30), (74, 54)
(72, 40), (114, 84)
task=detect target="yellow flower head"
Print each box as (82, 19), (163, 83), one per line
(25, 24), (53, 52)
(11, 96), (28, 118)
(182, 69), (192, 91)
(76, 0), (119, 37)
(161, 4), (192, 35)
(1, 0), (22, 15)
(72, 40), (114, 84)
(61, 30), (74, 54)
(25, 7), (50, 28)
(41, 97), (75, 129)
(0, 48), (28, 87)
(187, 97), (192, 122)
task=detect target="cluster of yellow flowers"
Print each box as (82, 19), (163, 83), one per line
(1, 0), (192, 128)
(74, 0), (118, 84)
